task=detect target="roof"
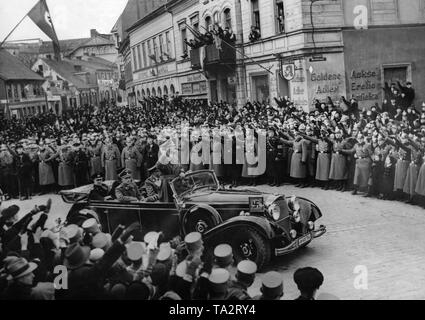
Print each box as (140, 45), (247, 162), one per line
(39, 38), (90, 54)
(0, 49), (45, 81)
(40, 58), (96, 90)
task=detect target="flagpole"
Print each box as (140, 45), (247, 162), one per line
(0, 14), (28, 48)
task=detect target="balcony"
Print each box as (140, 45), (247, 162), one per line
(190, 48), (201, 70)
(204, 41), (236, 72)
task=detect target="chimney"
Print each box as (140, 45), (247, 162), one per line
(90, 29), (98, 38)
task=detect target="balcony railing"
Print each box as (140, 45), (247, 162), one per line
(204, 41), (236, 66)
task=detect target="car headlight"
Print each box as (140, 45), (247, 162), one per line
(308, 221), (315, 230)
(268, 203), (281, 221)
(290, 229), (297, 239)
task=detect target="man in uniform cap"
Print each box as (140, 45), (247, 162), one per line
(141, 166), (162, 202)
(14, 144), (33, 200)
(213, 244), (234, 270)
(293, 267), (324, 300)
(254, 271), (284, 300)
(115, 169), (143, 202)
(88, 173), (109, 201)
(226, 260), (257, 300)
(208, 268), (230, 300)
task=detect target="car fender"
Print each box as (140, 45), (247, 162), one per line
(181, 203), (223, 233)
(203, 215), (275, 242)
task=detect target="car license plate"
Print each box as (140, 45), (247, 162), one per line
(298, 234), (312, 246)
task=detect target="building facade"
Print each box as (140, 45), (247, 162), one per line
(121, 0), (425, 110)
(0, 49), (47, 118)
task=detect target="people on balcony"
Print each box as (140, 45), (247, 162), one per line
(249, 26), (261, 43)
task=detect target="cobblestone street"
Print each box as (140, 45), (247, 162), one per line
(3, 184), (425, 300)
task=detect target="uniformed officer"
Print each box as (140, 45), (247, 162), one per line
(329, 128), (349, 191)
(345, 133), (374, 195)
(208, 268), (230, 300)
(142, 135), (159, 180)
(213, 244), (234, 270)
(37, 140), (56, 194)
(266, 128), (279, 186)
(88, 174), (109, 201)
(87, 134), (103, 177)
(57, 144), (74, 190)
(254, 271), (284, 300)
(122, 137), (143, 181)
(14, 144), (33, 200)
(0, 144), (17, 199)
(226, 260), (257, 300)
(115, 169), (142, 203)
(102, 136), (122, 181)
(73, 140), (90, 187)
(142, 167), (162, 202)
(293, 267), (324, 300)
(175, 232), (204, 277)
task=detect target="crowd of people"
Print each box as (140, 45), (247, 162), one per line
(0, 196), (326, 300)
(1, 80), (425, 207)
(0, 77), (423, 300)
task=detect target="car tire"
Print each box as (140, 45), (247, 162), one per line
(230, 227), (271, 271)
(184, 210), (217, 235)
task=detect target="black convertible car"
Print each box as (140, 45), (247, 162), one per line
(61, 170), (326, 270)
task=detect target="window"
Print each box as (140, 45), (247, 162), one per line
(170, 84), (175, 95)
(142, 42), (147, 67)
(137, 45), (142, 68)
(191, 15), (199, 32)
(165, 32), (171, 57)
(213, 12), (220, 24)
(159, 34), (164, 59)
(147, 88), (151, 96)
(205, 16), (212, 31)
(147, 40), (152, 66)
(158, 87), (162, 97)
(276, 0), (285, 33)
(164, 86), (168, 96)
(141, 89), (145, 97)
(224, 8), (232, 29)
(252, 75), (270, 102)
(132, 47), (137, 70)
(152, 88), (156, 97)
(181, 27), (188, 54)
(252, 0), (261, 30)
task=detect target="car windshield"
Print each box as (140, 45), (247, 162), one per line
(171, 171), (219, 199)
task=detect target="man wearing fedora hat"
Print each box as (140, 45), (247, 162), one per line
(0, 257), (38, 300)
(59, 222), (141, 300)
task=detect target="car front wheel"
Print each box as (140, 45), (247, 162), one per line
(230, 227), (271, 271)
(184, 210), (217, 235)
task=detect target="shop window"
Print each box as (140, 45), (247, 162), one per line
(251, 75), (270, 103)
(224, 8), (232, 29)
(276, 0), (285, 33)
